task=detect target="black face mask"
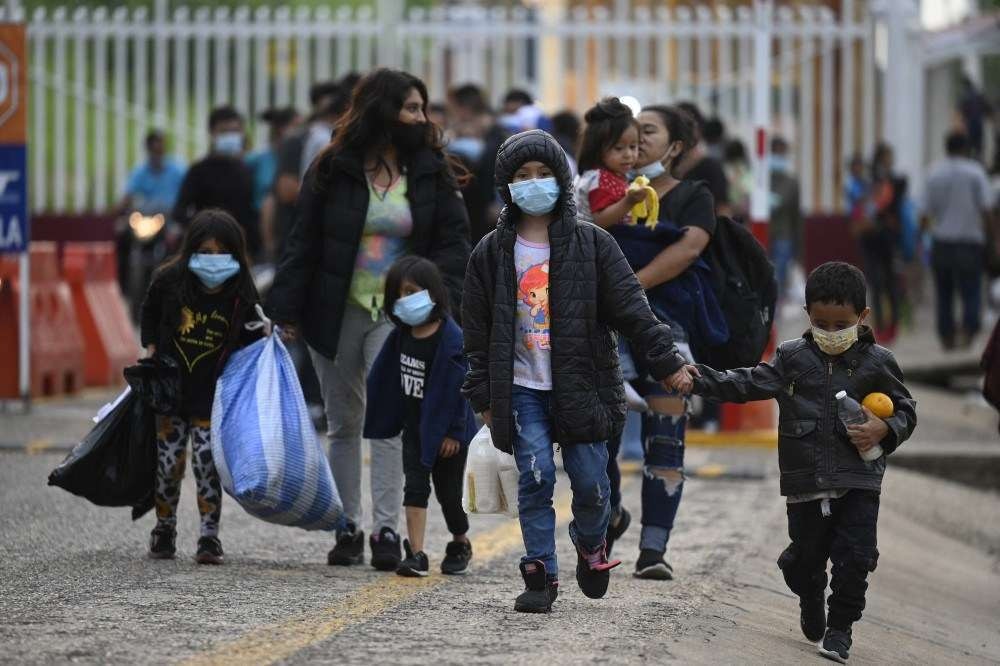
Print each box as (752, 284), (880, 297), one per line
(390, 122), (427, 154)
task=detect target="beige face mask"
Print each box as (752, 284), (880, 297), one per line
(812, 324), (859, 356)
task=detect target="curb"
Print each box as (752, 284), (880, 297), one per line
(686, 429), (778, 448)
(618, 460), (767, 481)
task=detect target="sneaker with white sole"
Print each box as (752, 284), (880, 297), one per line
(633, 548), (673, 580)
(396, 539), (429, 577)
(818, 627), (851, 663)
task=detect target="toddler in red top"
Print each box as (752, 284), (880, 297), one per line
(574, 98), (647, 228)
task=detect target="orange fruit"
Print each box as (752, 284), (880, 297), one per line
(862, 392), (894, 418)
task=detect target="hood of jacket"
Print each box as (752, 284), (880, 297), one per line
(493, 129), (576, 221)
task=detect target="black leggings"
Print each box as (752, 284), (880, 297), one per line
(402, 430), (469, 536)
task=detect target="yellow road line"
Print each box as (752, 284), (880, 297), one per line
(183, 486), (587, 666)
(25, 439), (53, 455)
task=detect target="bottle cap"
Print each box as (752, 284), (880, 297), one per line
(835, 390), (848, 400)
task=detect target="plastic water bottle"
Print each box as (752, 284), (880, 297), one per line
(836, 390), (883, 461)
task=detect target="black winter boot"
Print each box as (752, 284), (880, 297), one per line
(514, 560), (558, 613)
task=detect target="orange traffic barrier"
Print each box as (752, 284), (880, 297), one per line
(0, 242), (85, 398)
(63, 242), (138, 387)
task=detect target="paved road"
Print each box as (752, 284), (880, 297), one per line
(2, 443), (998, 665)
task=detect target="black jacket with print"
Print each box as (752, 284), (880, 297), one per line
(461, 130), (686, 454)
(692, 326), (917, 496)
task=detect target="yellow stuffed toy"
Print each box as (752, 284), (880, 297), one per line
(628, 175), (659, 230)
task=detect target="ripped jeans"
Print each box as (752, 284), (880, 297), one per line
(608, 336), (690, 554)
(511, 385), (611, 578)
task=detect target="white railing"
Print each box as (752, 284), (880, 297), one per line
(17, 0), (878, 215)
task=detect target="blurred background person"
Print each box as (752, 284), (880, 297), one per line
(247, 106), (300, 263)
(551, 109), (582, 175)
(173, 106), (258, 257)
(769, 136), (803, 300)
(922, 131), (998, 350)
(675, 101), (731, 217)
(722, 138), (751, 219)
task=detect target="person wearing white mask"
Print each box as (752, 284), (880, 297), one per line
(173, 106), (259, 256)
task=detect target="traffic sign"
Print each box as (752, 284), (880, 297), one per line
(0, 23), (26, 254)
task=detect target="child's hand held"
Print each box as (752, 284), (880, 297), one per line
(440, 437), (460, 458)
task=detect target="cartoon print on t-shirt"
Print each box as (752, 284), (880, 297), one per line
(518, 261), (550, 351)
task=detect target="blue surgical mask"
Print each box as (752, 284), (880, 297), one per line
(188, 253), (240, 289)
(213, 131), (244, 156)
(448, 137), (485, 163)
(770, 155), (790, 174)
(635, 160), (666, 180)
(393, 289), (435, 327)
(508, 177), (560, 216)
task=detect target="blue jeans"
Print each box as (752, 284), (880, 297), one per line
(511, 385), (611, 577)
(770, 237), (795, 296)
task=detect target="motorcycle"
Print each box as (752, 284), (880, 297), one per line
(117, 203), (179, 323)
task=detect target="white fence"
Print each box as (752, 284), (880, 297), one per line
(16, 0), (882, 215)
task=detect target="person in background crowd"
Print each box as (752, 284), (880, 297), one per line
(674, 101), (731, 217)
(448, 83), (510, 245)
(247, 106), (300, 261)
(500, 89), (553, 134)
(603, 104), (725, 580)
(702, 116), (725, 162)
(844, 154), (870, 216)
(426, 102), (448, 130)
(922, 131), (998, 350)
(271, 81), (344, 263)
(173, 106), (258, 257)
(300, 84), (353, 178)
(723, 138), (751, 219)
(769, 136), (803, 298)
(118, 130), (187, 215)
(551, 109), (582, 175)
(958, 75), (992, 162)
(551, 110), (582, 158)
(115, 129), (188, 293)
(855, 142), (904, 343)
(267, 68), (471, 574)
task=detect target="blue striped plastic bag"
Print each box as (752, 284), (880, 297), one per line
(211, 332), (343, 531)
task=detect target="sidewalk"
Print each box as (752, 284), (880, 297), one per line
(0, 385), (124, 452)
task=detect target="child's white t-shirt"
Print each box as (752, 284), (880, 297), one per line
(512, 236), (553, 390)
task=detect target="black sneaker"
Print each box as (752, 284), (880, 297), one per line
(370, 527), (402, 571)
(396, 539), (429, 578)
(514, 560), (559, 613)
(605, 507), (631, 558)
(195, 536), (224, 565)
(634, 548), (673, 580)
(800, 594), (827, 642)
(148, 525), (176, 560)
(818, 627), (852, 663)
(574, 540), (621, 599)
(441, 540), (473, 575)
(327, 525), (365, 566)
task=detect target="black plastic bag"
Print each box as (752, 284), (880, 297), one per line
(124, 356), (181, 415)
(48, 390), (157, 520)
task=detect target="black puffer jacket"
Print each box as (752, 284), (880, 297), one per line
(693, 326), (917, 496)
(462, 130), (686, 453)
(266, 147), (470, 360)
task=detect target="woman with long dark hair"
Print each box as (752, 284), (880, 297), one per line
(602, 105), (725, 580)
(266, 68), (471, 572)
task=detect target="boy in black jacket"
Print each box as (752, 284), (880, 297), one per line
(686, 262), (917, 663)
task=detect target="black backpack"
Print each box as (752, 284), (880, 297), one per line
(699, 215), (778, 370)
